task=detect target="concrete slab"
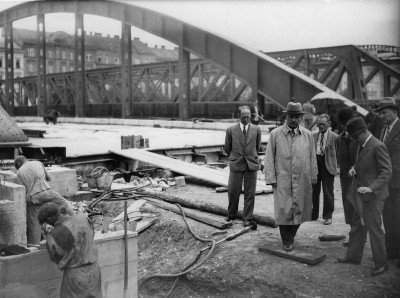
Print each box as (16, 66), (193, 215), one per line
(0, 181), (27, 245)
(258, 244), (326, 265)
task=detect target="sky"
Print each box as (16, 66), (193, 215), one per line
(0, 0), (398, 52)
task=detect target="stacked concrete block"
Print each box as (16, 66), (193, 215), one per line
(0, 166), (78, 197)
(46, 167), (78, 197)
(0, 181), (27, 245)
(121, 135), (150, 149)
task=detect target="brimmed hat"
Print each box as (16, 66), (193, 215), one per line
(283, 102), (305, 115)
(336, 107), (354, 125)
(346, 117), (367, 137)
(375, 97), (399, 112)
(38, 202), (60, 225)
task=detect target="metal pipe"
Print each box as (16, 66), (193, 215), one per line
(124, 201), (128, 298)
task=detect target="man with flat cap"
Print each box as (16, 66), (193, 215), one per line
(336, 107), (357, 245)
(338, 117), (392, 276)
(264, 102), (317, 252)
(38, 202), (103, 297)
(376, 97), (400, 268)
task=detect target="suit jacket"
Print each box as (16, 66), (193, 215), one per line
(313, 129), (338, 176)
(224, 123), (261, 171)
(380, 119), (400, 190)
(354, 136), (392, 201)
(337, 132), (358, 180)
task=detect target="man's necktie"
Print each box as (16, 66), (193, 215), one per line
(320, 132), (325, 154)
(289, 129), (295, 137)
(243, 125), (247, 136)
(383, 126), (390, 143)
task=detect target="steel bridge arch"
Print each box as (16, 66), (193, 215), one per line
(0, 0), (367, 117)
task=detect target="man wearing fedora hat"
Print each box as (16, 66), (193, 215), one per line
(376, 97), (400, 268)
(337, 117), (392, 276)
(264, 102), (318, 252)
(336, 107), (358, 245)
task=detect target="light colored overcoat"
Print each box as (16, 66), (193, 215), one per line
(264, 125), (318, 225)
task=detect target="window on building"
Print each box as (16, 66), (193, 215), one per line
(70, 52), (74, 60)
(61, 63), (67, 72)
(62, 51), (66, 59)
(16, 59), (21, 69)
(114, 57), (119, 64)
(28, 48), (35, 57)
(48, 64), (54, 73)
(27, 62), (35, 72)
(0, 58), (2, 68)
(48, 50), (53, 58)
(104, 57), (108, 64)
(97, 56), (102, 63)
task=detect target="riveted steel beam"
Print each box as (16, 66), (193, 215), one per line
(36, 13), (46, 116)
(74, 13), (85, 117)
(121, 21), (132, 118)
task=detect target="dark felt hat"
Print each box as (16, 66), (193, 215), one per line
(375, 97), (399, 112)
(38, 202), (60, 225)
(346, 117), (367, 137)
(283, 102), (305, 115)
(336, 107), (354, 125)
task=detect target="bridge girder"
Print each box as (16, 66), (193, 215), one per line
(0, 0), (363, 118)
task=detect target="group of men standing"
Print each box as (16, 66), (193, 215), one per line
(225, 97), (399, 276)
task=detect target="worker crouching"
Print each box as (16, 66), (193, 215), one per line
(38, 202), (103, 298)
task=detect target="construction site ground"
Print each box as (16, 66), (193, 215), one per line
(99, 177), (400, 298)
(15, 119), (400, 297)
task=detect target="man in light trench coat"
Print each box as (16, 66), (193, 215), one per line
(264, 102), (318, 252)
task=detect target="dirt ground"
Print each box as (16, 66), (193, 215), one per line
(100, 176), (400, 298)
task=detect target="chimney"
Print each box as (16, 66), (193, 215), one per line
(107, 34), (110, 38)
(94, 32), (101, 37)
(154, 45), (158, 49)
(133, 37), (139, 41)
(161, 45), (165, 49)
(114, 35), (119, 39)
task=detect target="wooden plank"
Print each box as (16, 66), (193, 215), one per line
(135, 189), (276, 228)
(258, 245), (326, 266)
(135, 217), (159, 233)
(133, 196), (232, 229)
(110, 148), (272, 193)
(111, 199), (146, 223)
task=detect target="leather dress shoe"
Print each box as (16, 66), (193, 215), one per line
(283, 244), (293, 252)
(243, 220), (251, 227)
(371, 264), (388, 276)
(337, 257), (361, 265)
(225, 216), (235, 222)
(323, 218), (332, 225)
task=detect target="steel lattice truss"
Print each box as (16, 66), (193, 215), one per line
(0, 59), (251, 108)
(266, 45), (400, 100)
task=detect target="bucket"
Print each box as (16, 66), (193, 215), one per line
(87, 167), (115, 190)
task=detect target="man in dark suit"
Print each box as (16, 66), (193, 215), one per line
(336, 107), (357, 245)
(311, 114), (338, 225)
(376, 97), (400, 268)
(338, 117), (392, 276)
(224, 106), (261, 227)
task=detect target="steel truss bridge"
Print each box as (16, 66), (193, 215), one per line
(1, 1), (400, 120)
